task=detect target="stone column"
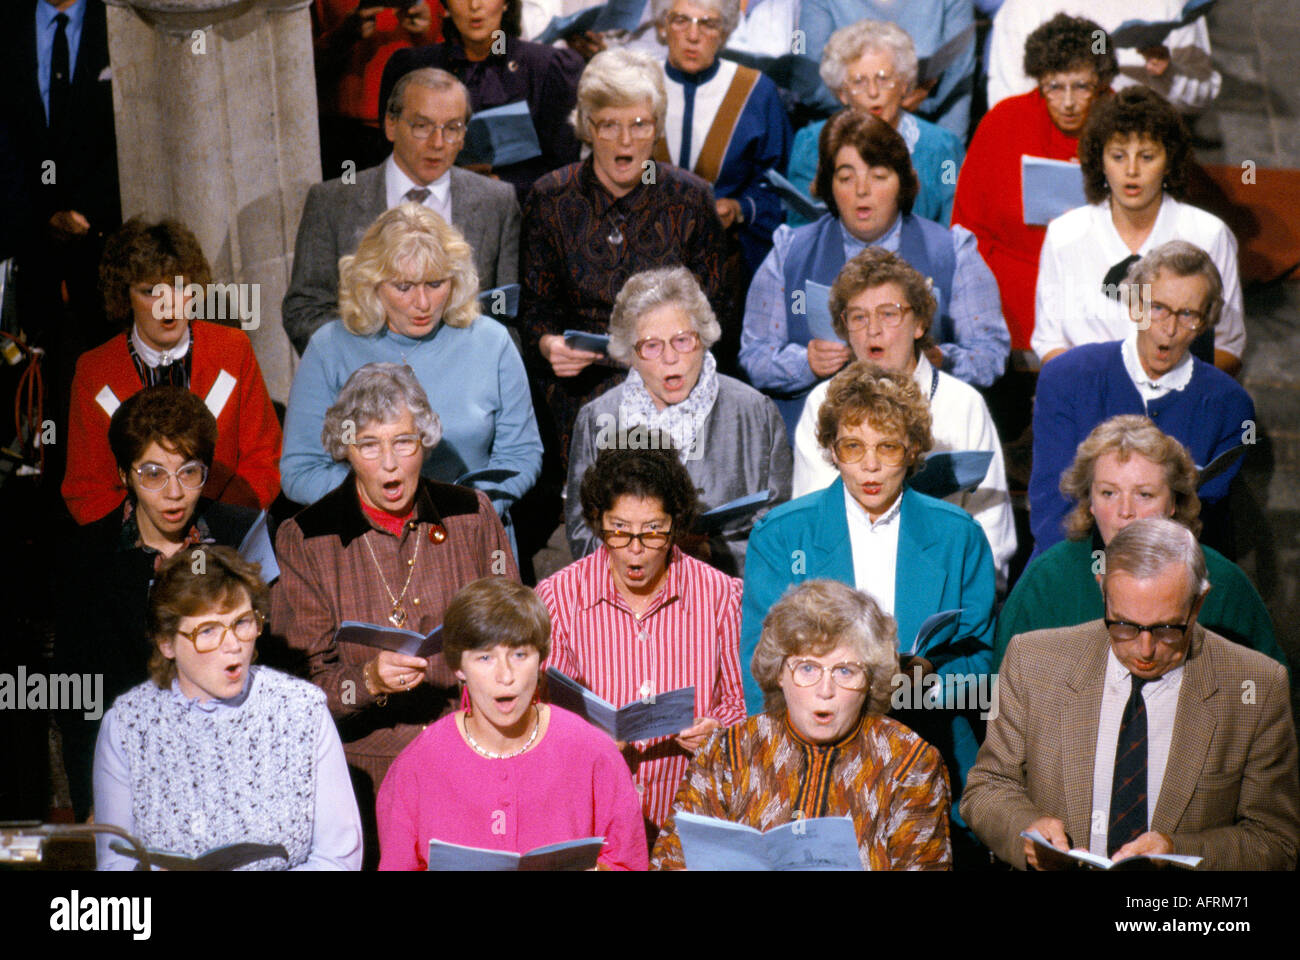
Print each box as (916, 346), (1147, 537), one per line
(103, 0), (321, 402)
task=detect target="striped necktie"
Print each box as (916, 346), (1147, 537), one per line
(1107, 675), (1149, 855)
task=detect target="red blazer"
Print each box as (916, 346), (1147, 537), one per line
(951, 89), (1094, 351)
(62, 321), (282, 524)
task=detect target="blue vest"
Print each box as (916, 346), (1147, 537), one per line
(774, 213), (957, 436)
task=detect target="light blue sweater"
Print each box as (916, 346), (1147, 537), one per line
(280, 318), (543, 511)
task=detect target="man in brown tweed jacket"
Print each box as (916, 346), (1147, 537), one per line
(962, 518), (1299, 870)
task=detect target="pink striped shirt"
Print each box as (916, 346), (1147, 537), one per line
(536, 546), (745, 829)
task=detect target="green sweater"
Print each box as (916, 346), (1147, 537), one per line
(994, 536), (1289, 678)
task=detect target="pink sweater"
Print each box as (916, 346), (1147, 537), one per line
(376, 706), (649, 871)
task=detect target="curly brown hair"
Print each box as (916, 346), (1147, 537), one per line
(1059, 415), (1201, 541)
(813, 110), (919, 217)
(814, 361), (934, 477)
(99, 218), (212, 328)
(108, 385), (218, 477)
(579, 441), (700, 548)
(1079, 86), (1192, 204)
(148, 545), (270, 689)
(1023, 12), (1118, 86)
(829, 248), (937, 356)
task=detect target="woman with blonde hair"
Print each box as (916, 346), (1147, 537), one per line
(280, 202), (542, 527)
(994, 415), (1285, 673)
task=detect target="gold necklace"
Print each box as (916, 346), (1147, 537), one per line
(363, 528), (422, 628)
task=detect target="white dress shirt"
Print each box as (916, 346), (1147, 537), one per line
(793, 354), (1017, 587)
(385, 154), (452, 224)
(987, 0), (1221, 112)
(1033, 197), (1245, 361)
(1088, 648), (1184, 856)
(1120, 322), (1194, 405)
(131, 323), (190, 368)
(844, 483), (902, 617)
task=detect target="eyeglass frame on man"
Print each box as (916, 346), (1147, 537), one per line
(399, 116), (468, 143)
(831, 437), (908, 466)
(351, 434), (424, 460)
(784, 657), (871, 690)
(1103, 617), (1194, 646)
(841, 302), (913, 330)
(132, 460), (208, 491)
(633, 330), (701, 361)
(176, 609), (265, 654)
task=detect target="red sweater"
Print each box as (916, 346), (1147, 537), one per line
(951, 90), (1089, 351)
(62, 321), (282, 525)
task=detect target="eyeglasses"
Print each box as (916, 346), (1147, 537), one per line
(400, 117), (467, 143)
(785, 658), (870, 691)
(600, 528), (672, 549)
(665, 12), (723, 33)
(831, 437), (907, 466)
(1039, 80), (1098, 102)
(133, 461), (208, 491)
(842, 303), (913, 330)
(842, 71), (901, 95)
(633, 330), (701, 361)
(176, 610), (264, 654)
(353, 434), (423, 460)
(1104, 617), (1192, 645)
(589, 117), (658, 141)
(1147, 301), (1205, 331)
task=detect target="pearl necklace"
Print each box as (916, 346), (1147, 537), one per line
(463, 705), (540, 759)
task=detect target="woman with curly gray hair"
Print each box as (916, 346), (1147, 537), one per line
(565, 267), (791, 576)
(272, 361), (519, 868)
(650, 578), (953, 871)
(280, 203), (542, 539)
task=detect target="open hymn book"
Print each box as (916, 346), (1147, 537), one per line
(1020, 829), (1202, 870)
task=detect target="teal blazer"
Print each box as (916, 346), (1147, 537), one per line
(740, 480), (997, 806)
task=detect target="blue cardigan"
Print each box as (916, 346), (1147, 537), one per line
(740, 480), (996, 807)
(1028, 341), (1255, 559)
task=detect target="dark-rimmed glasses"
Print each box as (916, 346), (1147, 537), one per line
(176, 610), (264, 653)
(133, 461), (208, 491)
(600, 528), (672, 549)
(634, 330), (701, 361)
(1104, 617), (1192, 645)
(785, 658), (870, 690)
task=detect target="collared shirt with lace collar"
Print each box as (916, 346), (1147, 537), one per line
(1121, 323), (1194, 406)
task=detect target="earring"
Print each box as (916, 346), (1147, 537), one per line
(460, 684), (472, 717)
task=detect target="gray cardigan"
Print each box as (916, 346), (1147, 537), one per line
(565, 373), (792, 577)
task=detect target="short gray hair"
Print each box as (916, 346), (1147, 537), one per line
(607, 267), (722, 365)
(386, 67), (472, 122)
(1103, 517), (1210, 601)
(1124, 240), (1225, 331)
(820, 19), (919, 96)
(751, 579), (899, 716)
(650, 0), (740, 39)
(321, 362), (442, 461)
(573, 48), (668, 144)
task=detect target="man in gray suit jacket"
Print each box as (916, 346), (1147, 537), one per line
(962, 518), (1299, 871)
(283, 67), (520, 354)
